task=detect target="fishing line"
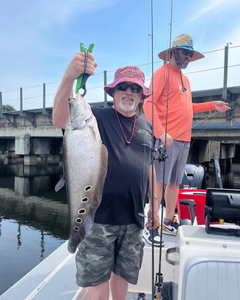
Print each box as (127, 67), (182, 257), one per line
(149, 1), (155, 298)
(182, 97), (240, 161)
(159, 0), (173, 296)
(146, 12), (238, 296)
(156, 98), (240, 188)
(139, 0), (157, 268)
(140, 0), (154, 232)
(173, 97), (240, 141)
(149, 0), (174, 299)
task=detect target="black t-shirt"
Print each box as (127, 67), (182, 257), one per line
(92, 106), (154, 229)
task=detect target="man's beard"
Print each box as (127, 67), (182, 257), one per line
(119, 95), (135, 112)
(175, 51), (189, 69)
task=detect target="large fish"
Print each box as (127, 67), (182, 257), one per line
(55, 93), (108, 254)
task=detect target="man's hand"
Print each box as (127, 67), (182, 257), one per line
(159, 133), (173, 148)
(215, 101), (231, 112)
(64, 52), (98, 82)
(146, 203), (160, 230)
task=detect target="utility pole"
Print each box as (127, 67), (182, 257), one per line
(104, 71), (107, 108)
(0, 92), (3, 118)
(222, 43), (229, 102)
(222, 42), (233, 120)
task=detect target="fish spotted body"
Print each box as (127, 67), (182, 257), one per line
(57, 93), (108, 254)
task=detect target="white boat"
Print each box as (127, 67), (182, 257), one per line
(0, 205), (177, 300)
(1, 191), (240, 300)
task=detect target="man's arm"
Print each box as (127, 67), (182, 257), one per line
(52, 52), (97, 129)
(192, 101), (230, 114)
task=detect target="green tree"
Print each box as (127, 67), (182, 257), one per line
(2, 104), (15, 112)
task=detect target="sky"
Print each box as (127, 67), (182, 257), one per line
(0, 0), (240, 111)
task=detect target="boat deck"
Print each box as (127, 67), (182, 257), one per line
(0, 205), (177, 300)
(0, 233), (177, 300)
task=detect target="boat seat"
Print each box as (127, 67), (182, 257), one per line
(181, 257), (240, 300)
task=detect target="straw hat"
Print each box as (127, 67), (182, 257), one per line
(158, 34), (205, 62)
(104, 66), (152, 100)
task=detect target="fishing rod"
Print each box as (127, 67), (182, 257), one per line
(173, 97), (240, 141)
(146, 1), (163, 299)
(146, 8), (239, 295)
(149, 1), (174, 299)
(149, 1), (156, 299)
(138, 1), (167, 297)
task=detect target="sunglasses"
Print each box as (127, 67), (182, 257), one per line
(181, 49), (194, 58)
(116, 82), (142, 93)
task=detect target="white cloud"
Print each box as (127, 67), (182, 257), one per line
(0, 0), (117, 54)
(27, 0), (116, 29)
(1, 0), (116, 27)
(189, 0), (240, 22)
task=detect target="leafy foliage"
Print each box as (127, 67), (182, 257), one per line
(2, 105), (16, 112)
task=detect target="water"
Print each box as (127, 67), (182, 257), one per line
(0, 158), (240, 296)
(0, 160), (69, 296)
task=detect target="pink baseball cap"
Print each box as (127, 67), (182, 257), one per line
(104, 66), (152, 100)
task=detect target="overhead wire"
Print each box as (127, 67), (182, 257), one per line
(5, 63), (240, 104)
(185, 64), (240, 75)
(1, 45), (240, 113)
(2, 45), (239, 94)
(3, 62), (240, 105)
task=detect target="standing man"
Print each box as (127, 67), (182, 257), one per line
(143, 34), (230, 238)
(53, 52), (156, 300)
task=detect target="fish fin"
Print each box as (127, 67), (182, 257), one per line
(55, 177), (66, 192)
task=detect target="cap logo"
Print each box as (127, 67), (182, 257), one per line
(119, 68), (140, 78)
(188, 39), (193, 47)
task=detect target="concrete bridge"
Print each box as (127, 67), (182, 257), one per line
(188, 86), (240, 169)
(0, 86), (240, 166)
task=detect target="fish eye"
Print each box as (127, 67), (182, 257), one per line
(81, 197), (89, 203)
(78, 209), (86, 214)
(75, 218), (82, 224)
(84, 185), (92, 192)
(74, 226), (79, 231)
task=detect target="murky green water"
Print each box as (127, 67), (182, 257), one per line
(0, 161), (69, 295)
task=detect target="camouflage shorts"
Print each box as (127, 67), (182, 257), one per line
(75, 223), (144, 287)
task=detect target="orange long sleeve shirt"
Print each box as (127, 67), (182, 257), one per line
(143, 64), (216, 142)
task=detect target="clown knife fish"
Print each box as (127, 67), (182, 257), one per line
(55, 93), (108, 254)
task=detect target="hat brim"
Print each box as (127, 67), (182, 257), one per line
(158, 47), (205, 62)
(104, 78), (152, 100)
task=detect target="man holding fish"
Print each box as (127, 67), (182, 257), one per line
(53, 52), (156, 300)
